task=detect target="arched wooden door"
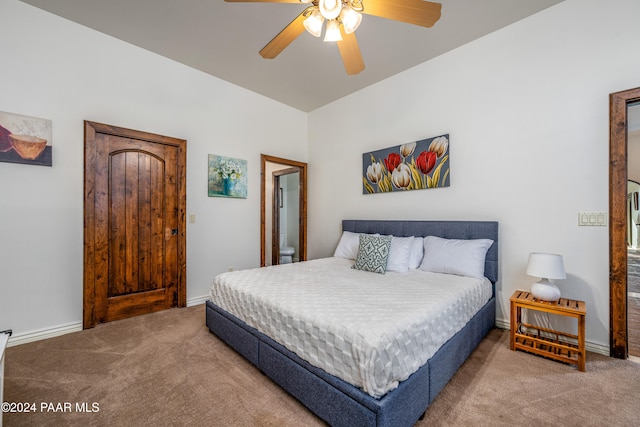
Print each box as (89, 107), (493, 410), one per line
(84, 121), (186, 328)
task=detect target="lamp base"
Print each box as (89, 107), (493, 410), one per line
(531, 280), (561, 302)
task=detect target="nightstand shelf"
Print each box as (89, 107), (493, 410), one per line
(510, 290), (586, 371)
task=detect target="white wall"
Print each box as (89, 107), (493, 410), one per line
(307, 0), (640, 350)
(0, 0), (307, 339)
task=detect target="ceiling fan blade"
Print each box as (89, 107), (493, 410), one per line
(361, 0), (442, 28)
(337, 26), (365, 75)
(225, 0), (301, 3)
(259, 10), (308, 59)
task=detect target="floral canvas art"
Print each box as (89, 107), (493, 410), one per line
(208, 154), (247, 198)
(362, 134), (450, 194)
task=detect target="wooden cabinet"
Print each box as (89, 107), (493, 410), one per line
(510, 290), (586, 371)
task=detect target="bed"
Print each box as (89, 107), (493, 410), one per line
(206, 220), (498, 426)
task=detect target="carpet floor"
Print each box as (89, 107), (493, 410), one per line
(4, 305), (640, 426)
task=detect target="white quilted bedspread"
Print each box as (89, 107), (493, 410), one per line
(209, 257), (492, 398)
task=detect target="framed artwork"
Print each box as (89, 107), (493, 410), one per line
(0, 111), (52, 167)
(362, 134), (449, 194)
(208, 154), (247, 198)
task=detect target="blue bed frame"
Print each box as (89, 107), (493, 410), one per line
(206, 220), (498, 426)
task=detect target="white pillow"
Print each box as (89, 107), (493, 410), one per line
(386, 236), (415, 273)
(408, 237), (424, 269)
(333, 231), (362, 260)
(419, 236), (493, 279)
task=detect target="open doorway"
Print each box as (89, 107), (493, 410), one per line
(261, 154), (307, 267)
(273, 168), (300, 265)
(609, 87), (640, 359)
(626, 103), (640, 357)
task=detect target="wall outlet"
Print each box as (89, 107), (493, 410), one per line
(228, 266), (234, 272)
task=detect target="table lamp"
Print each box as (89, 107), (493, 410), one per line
(526, 252), (566, 302)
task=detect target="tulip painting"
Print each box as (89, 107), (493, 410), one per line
(362, 135), (449, 194)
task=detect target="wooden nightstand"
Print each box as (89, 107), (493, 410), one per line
(510, 290), (586, 371)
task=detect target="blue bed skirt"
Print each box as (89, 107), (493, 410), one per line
(205, 220), (498, 426)
(206, 297), (495, 426)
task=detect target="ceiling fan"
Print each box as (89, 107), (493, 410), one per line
(225, 0), (442, 75)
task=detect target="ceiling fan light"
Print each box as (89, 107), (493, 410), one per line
(303, 11), (324, 38)
(323, 19), (342, 42)
(299, 0), (313, 3)
(340, 7), (362, 34)
(319, 0), (342, 20)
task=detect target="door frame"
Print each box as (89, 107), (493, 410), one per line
(610, 87), (640, 358)
(83, 121), (187, 329)
(261, 154), (307, 267)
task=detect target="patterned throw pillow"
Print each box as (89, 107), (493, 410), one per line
(352, 234), (392, 274)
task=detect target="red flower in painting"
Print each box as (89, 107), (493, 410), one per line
(383, 152), (401, 172)
(416, 151), (437, 175)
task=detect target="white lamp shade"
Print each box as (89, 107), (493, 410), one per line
(323, 19), (342, 42)
(526, 253), (566, 280)
(303, 10), (324, 38)
(526, 253), (566, 302)
(319, 0), (342, 20)
(340, 8), (362, 34)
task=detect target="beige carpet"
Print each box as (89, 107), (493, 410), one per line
(4, 305), (640, 426)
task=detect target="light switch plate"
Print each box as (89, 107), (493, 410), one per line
(578, 211), (607, 226)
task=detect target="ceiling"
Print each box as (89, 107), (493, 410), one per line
(20, 0), (564, 112)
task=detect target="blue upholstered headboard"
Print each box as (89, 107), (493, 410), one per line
(342, 220), (499, 284)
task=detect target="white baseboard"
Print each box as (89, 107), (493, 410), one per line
(586, 341), (611, 356)
(7, 296), (209, 347)
(187, 295), (209, 307)
(495, 318), (609, 356)
(7, 321), (83, 348)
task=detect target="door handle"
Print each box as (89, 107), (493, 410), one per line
(165, 228), (179, 240)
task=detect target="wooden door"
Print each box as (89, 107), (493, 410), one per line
(84, 121), (186, 328)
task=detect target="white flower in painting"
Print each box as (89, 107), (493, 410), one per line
(392, 163), (412, 189)
(400, 142), (416, 158)
(429, 136), (449, 158)
(367, 162), (383, 184)
(215, 158), (242, 180)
